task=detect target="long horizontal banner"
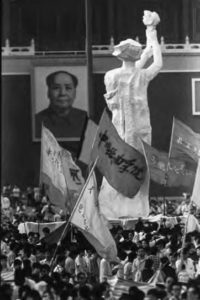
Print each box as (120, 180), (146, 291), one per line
(108, 214), (200, 232)
(108, 276), (154, 299)
(18, 221), (65, 239)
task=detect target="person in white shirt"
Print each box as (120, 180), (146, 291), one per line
(53, 255), (65, 273)
(99, 257), (112, 282)
(75, 249), (88, 276)
(196, 245), (200, 277)
(176, 193), (191, 216)
(88, 250), (100, 283)
(175, 248), (195, 279)
(124, 252), (136, 280)
(177, 264), (190, 283)
(65, 250), (76, 277)
(132, 247), (147, 282)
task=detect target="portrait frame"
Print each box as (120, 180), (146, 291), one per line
(192, 78), (200, 115)
(31, 59), (88, 142)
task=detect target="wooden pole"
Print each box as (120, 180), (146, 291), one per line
(85, 0), (94, 119)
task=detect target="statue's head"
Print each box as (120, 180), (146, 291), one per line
(112, 39), (142, 62)
(143, 10), (160, 27)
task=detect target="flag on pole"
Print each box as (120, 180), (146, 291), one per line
(191, 158), (200, 208)
(70, 171), (117, 261)
(142, 141), (195, 188)
(169, 118), (200, 169)
(91, 110), (147, 198)
(186, 214), (200, 233)
(40, 126), (68, 213)
(40, 222), (67, 245)
(61, 149), (85, 210)
(40, 126), (85, 214)
(78, 119), (98, 165)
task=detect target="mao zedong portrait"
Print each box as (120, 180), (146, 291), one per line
(35, 70), (88, 140)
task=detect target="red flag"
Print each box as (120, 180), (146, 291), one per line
(91, 110), (147, 198)
(142, 141), (195, 188)
(169, 118), (200, 170)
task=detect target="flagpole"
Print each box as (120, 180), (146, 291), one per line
(85, 0), (94, 118)
(50, 156), (99, 273)
(39, 124), (45, 188)
(179, 198), (193, 263)
(164, 118), (175, 217)
(168, 117), (175, 159)
(68, 156), (99, 224)
(60, 153), (73, 214)
(162, 173), (168, 217)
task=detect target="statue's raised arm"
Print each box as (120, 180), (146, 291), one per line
(142, 10), (163, 80)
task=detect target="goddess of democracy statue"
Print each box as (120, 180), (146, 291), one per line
(99, 11), (163, 218)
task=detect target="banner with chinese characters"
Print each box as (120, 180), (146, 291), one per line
(191, 158), (200, 208)
(40, 126), (85, 213)
(40, 126), (68, 212)
(61, 149), (85, 211)
(142, 141), (195, 188)
(169, 118), (200, 170)
(71, 172), (117, 261)
(91, 110), (147, 198)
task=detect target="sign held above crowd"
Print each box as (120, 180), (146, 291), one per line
(40, 126), (85, 215)
(91, 109), (147, 198)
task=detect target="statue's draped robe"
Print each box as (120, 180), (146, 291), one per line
(98, 67), (154, 218)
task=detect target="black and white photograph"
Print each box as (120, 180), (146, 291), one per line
(1, 0), (200, 298)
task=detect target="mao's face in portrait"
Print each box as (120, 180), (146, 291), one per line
(48, 72), (76, 113)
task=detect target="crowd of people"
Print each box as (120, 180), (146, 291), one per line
(1, 184), (200, 300)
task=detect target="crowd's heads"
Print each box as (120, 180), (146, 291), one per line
(14, 258), (22, 269)
(165, 276), (176, 290)
(187, 286), (200, 300)
(0, 283), (13, 300)
(127, 251), (136, 263)
(144, 258), (154, 270)
(129, 286), (145, 300)
(78, 285), (91, 300)
(14, 268), (25, 286)
(77, 272), (87, 285)
(0, 254), (7, 270)
(171, 282), (182, 299)
(137, 247), (146, 259)
(146, 288), (162, 300)
(160, 256), (169, 266)
(42, 227), (50, 237)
